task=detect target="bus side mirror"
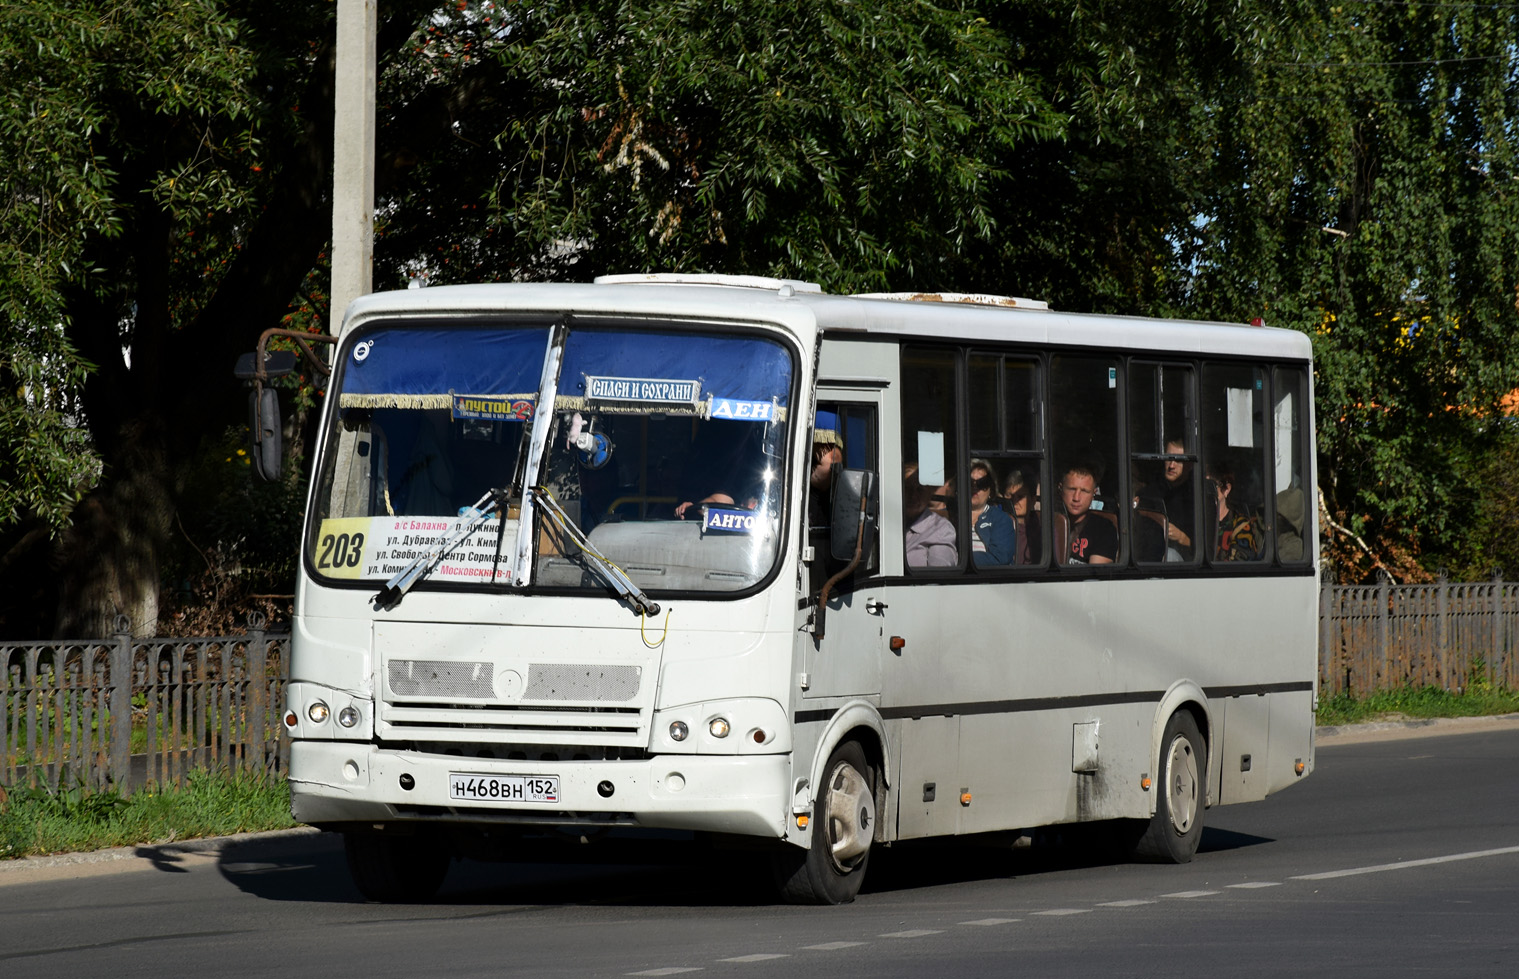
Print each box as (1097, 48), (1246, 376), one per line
(249, 386), (282, 481)
(829, 469), (878, 563)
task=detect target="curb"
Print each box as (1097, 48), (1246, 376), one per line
(1316, 712), (1519, 744)
(0, 825), (325, 876)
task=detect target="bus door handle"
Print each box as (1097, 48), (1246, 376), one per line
(865, 598), (888, 615)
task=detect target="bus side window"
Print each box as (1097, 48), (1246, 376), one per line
(1272, 367), (1311, 564)
(1201, 363), (1269, 564)
(901, 346), (963, 571)
(1050, 355), (1123, 567)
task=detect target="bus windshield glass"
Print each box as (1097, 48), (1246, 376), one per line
(308, 320), (795, 595)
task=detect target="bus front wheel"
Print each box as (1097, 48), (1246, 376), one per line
(1134, 710), (1206, 863)
(343, 830), (451, 903)
(772, 740), (875, 904)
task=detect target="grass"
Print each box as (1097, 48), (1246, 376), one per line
(0, 769), (297, 861)
(1316, 685), (1519, 727)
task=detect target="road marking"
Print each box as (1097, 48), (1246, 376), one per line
(881, 929), (944, 938)
(718, 954), (789, 963)
(1290, 845), (1519, 881)
(1227, 882), (1281, 889)
(628, 970), (702, 976)
(1097, 899), (1156, 907)
(1161, 890), (1221, 898)
(803, 942), (867, 951)
(1033, 908), (1091, 916)
(960, 918), (1021, 926)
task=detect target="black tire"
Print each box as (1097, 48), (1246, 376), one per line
(343, 830), (451, 903)
(771, 740), (875, 904)
(1133, 710), (1206, 863)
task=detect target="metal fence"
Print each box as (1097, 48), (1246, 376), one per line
(1320, 575), (1519, 697)
(1, 613), (289, 796)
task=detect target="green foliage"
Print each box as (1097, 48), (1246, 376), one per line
(420, 0), (1064, 291)
(0, 770), (295, 860)
(1315, 684), (1519, 728)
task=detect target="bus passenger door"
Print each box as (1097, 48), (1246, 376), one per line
(803, 395), (885, 701)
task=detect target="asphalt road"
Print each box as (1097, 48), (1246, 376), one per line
(3, 723), (1518, 979)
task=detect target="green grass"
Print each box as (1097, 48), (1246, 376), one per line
(0, 769), (297, 860)
(1316, 685), (1519, 727)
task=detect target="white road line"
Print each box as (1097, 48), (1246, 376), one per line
(1227, 882), (1282, 889)
(1290, 845), (1519, 881)
(1033, 908), (1091, 916)
(718, 954), (789, 963)
(803, 942), (867, 951)
(960, 918), (1021, 926)
(1161, 890), (1221, 898)
(628, 970), (702, 976)
(880, 929), (945, 938)
(1097, 899), (1156, 907)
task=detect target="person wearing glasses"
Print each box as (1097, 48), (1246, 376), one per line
(968, 458), (1015, 567)
(1061, 465), (1117, 565)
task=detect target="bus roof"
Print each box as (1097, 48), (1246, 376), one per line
(339, 278), (1312, 362)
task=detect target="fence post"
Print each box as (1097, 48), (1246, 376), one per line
(1318, 580), (1333, 695)
(109, 615), (133, 796)
(1377, 570), (1390, 690)
(1493, 569), (1504, 691)
(1436, 571), (1448, 691)
(247, 611), (268, 777)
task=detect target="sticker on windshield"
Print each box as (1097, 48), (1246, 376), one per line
(709, 398), (775, 421)
(585, 376), (700, 404)
(314, 516), (515, 583)
(702, 507), (760, 535)
(451, 394), (534, 421)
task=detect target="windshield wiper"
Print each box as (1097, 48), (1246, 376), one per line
(375, 489), (502, 608)
(532, 486), (661, 618)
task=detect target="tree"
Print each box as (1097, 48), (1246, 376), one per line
(1, 1), (1061, 636)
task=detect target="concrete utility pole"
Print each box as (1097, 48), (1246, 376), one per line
(331, 0), (377, 335)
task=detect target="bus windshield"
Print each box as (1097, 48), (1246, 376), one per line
(308, 320), (796, 595)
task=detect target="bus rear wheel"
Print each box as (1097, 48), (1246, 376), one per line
(343, 830), (451, 903)
(1133, 710), (1206, 863)
(772, 740), (874, 904)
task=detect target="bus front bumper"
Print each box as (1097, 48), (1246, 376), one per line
(288, 740), (794, 840)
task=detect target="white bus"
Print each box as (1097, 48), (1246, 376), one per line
(270, 274), (1317, 904)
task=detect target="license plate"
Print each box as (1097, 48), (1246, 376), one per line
(448, 773), (560, 804)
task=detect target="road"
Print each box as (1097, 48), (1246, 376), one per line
(3, 724), (1518, 978)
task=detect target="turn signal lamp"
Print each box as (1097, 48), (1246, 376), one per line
(307, 701), (330, 724)
(1294, 759), (1306, 776)
(283, 710), (298, 729)
(1140, 774), (1152, 791)
(796, 814), (809, 829)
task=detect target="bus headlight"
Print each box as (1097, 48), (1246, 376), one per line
(669, 721), (689, 742)
(307, 701), (330, 724)
(708, 718), (731, 738)
(338, 706), (360, 728)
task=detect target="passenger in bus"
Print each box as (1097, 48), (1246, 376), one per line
(1155, 437), (1196, 561)
(1003, 472), (1035, 565)
(929, 475), (955, 516)
(904, 462), (958, 567)
(807, 418), (844, 529)
(968, 459), (1015, 566)
(1207, 461), (1263, 561)
(1061, 465), (1117, 565)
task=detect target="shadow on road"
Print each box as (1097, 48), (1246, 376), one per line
(216, 820), (1276, 909)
